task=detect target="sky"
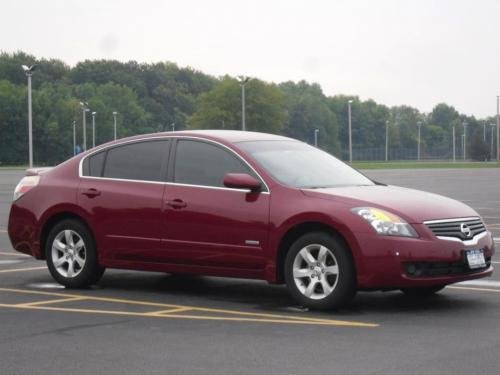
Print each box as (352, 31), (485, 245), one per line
(2, 0), (500, 118)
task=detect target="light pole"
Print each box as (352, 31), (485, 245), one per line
(417, 121), (422, 161)
(462, 134), (465, 160)
(22, 64), (36, 167)
(348, 100), (353, 163)
(463, 122), (467, 160)
(91, 111), (97, 148)
(72, 120), (76, 156)
(237, 76), (250, 131)
(452, 124), (456, 162)
(314, 129), (319, 147)
(171, 122), (175, 132)
(80, 102), (89, 151)
(483, 122), (486, 142)
(497, 95), (499, 161)
(385, 120), (389, 162)
(112, 111), (118, 140)
(491, 124), (496, 160)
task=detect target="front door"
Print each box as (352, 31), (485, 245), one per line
(162, 139), (270, 269)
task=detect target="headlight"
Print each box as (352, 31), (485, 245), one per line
(351, 207), (418, 238)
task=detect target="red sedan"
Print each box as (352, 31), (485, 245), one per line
(8, 130), (495, 309)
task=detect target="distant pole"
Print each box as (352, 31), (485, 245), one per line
(72, 120), (76, 156)
(483, 122), (486, 142)
(91, 111), (97, 148)
(497, 95), (499, 161)
(314, 129), (319, 147)
(463, 122), (467, 160)
(462, 134), (465, 160)
(385, 120), (389, 162)
(113, 111), (118, 140)
(237, 76), (250, 131)
(171, 122), (175, 132)
(491, 124), (495, 160)
(452, 124), (456, 162)
(348, 100), (353, 163)
(417, 121), (422, 161)
(22, 64), (36, 167)
(80, 102), (89, 151)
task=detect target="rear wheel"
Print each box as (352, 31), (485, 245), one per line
(284, 232), (356, 310)
(45, 219), (105, 288)
(401, 285), (445, 297)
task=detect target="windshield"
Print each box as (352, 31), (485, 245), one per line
(238, 140), (374, 188)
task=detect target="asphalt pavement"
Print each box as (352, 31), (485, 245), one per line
(0, 168), (499, 375)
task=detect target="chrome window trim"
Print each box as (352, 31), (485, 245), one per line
(423, 217), (481, 225)
(78, 135), (270, 193)
(436, 231), (489, 246)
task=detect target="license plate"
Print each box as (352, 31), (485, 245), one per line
(465, 249), (486, 269)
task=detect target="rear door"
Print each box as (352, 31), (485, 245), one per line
(161, 138), (270, 269)
(78, 139), (170, 262)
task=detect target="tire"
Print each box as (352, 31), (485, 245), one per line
(284, 231), (357, 310)
(401, 285), (446, 297)
(45, 219), (105, 288)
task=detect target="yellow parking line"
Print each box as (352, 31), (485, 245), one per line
(0, 287), (378, 327)
(146, 307), (193, 316)
(0, 287), (374, 326)
(0, 303), (374, 326)
(448, 286), (500, 293)
(0, 266), (46, 274)
(16, 296), (87, 307)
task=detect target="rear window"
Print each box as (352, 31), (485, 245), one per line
(102, 140), (168, 182)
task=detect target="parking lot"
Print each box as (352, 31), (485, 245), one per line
(1, 168), (500, 375)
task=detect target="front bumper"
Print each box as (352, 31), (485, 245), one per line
(353, 226), (495, 289)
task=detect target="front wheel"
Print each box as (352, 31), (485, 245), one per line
(46, 219), (105, 288)
(284, 232), (357, 310)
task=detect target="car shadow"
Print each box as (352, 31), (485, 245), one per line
(90, 270), (489, 320)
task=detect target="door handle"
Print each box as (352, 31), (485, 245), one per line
(81, 188), (101, 198)
(166, 199), (187, 209)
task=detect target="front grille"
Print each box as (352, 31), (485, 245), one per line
(425, 218), (486, 241)
(405, 257), (491, 277)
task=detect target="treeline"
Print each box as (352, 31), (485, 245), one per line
(0, 51), (495, 165)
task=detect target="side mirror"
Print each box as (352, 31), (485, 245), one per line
(223, 173), (261, 192)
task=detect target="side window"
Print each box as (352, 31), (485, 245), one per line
(102, 140), (168, 182)
(174, 140), (251, 187)
(82, 151), (105, 177)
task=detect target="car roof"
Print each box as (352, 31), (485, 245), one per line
(112, 130), (293, 144)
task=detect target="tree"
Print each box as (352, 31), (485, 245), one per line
(188, 77), (287, 133)
(279, 81), (340, 154)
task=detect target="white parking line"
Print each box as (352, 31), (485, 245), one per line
(457, 280), (500, 288)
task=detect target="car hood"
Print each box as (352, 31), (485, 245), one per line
(301, 185), (478, 224)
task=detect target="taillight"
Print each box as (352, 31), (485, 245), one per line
(13, 175), (40, 201)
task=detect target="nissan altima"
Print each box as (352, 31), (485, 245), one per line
(8, 130), (495, 309)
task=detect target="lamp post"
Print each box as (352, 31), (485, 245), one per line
(79, 102), (89, 151)
(452, 124), (456, 162)
(385, 120), (389, 162)
(91, 111), (97, 148)
(348, 100), (353, 163)
(463, 122), (467, 160)
(22, 64), (36, 167)
(237, 76), (250, 131)
(417, 121), (422, 160)
(72, 120), (76, 156)
(314, 129), (319, 147)
(112, 111), (118, 140)
(462, 134), (465, 160)
(491, 124), (496, 161)
(483, 122), (486, 142)
(171, 122), (175, 132)
(497, 95), (499, 161)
